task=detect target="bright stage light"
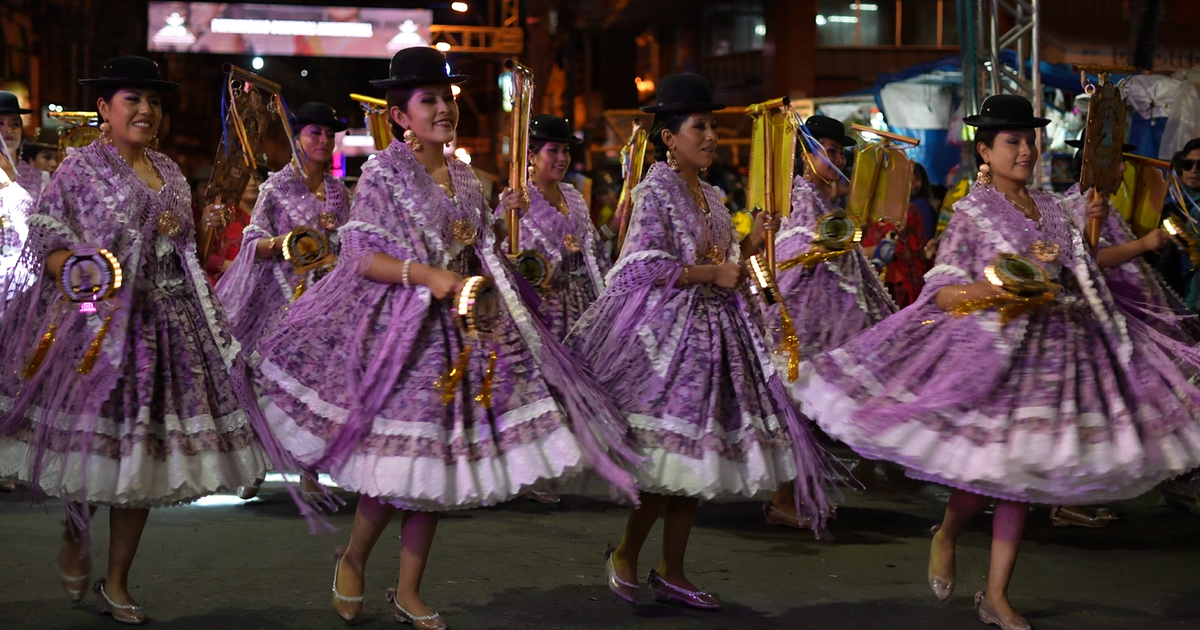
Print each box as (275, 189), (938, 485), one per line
(451, 84), (461, 95)
(435, 42), (451, 52)
(251, 56), (265, 70)
(451, 2), (469, 12)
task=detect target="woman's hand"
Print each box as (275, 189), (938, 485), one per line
(935, 280), (1006, 311)
(425, 268), (463, 300)
(201, 196), (229, 231)
(713, 262), (743, 289)
(1085, 189), (1109, 224)
(499, 188), (530, 220)
(924, 235), (940, 259)
(1138, 228), (1171, 252)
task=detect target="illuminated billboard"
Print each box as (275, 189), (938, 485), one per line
(148, 2), (433, 58)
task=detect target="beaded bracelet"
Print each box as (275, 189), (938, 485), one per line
(402, 259), (413, 288)
(680, 265), (690, 286)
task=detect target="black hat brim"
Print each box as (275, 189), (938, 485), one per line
(0, 107), (33, 115)
(640, 102), (726, 114)
(810, 129), (857, 148)
(369, 74), (469, 90)
(292, 117), (349, 133)
(962, 116), (1051, 129)
(1065, 139), (1137, 152)
(79, 78), (181, 94)
(530, 132), (582, 145)
(24, 142), (58, 151)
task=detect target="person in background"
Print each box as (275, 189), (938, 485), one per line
(205, 166), (265, 283)
(910, 162), (938, 241)
(1157, 138), (1200, 303)
(19, 128), (60, 178)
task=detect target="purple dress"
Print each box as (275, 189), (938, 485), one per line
(253, 141), (638, 511)
(796, 184), (1200, 504)
(1062, 184), (1199, 342)
(14, 160), (47, 201)
(0, 178), (33, 281)
(566, 164), (834, 518)
(771, 176), (896, 385)
(502, 182), (609, 340)
(0, 142), (267, 507)
(216, 164), (351, 352)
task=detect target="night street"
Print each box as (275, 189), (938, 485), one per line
(3, 473), (1197, 630)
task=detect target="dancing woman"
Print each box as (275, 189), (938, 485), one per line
(567, 73), (835, 610)
(501, 114), (608, 340)
(0, 56), (268, 625)
(762, 116), (895, 528)
(216, 101), (351, 353)
(251, 48), (639, 629)
(795, 95), (1200, 630)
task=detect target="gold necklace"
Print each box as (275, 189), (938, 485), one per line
(689, 184), (710, 215)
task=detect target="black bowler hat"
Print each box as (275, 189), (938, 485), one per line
(290, 102), (348, 133)
(370, 47), (468, 90)
(22, 128), (59, 153)
(641, 73), (725, 114)
(805, 115), (856, 148)
(962, 94), (1050, 129)
(79, 56), (180, 93)
(0, 91), (32, 115)
(1065, 133), (1136, 153)
(529, 114), (581, 144)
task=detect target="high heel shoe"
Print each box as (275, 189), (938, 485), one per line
(331, 547), (364, 623)
(386, 588), (447, 630)
(646, 569), (720, 610)
(927, 536), (954, 602)
(603, 545), (639, 604)
(975, 591), (1032, 630)
(94, 579), (146, 625)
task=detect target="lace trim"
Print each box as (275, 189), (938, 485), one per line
(259, 355), (561, 438)
(26, 213), (79, 242)
(607, 249), (677, 283)
(925, 263), (969, 280)
(339, 220), (407, 247)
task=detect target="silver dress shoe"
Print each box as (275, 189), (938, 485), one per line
(975, 591), (1032, 630)
(94, 579), (147, 625)
(646, 569), (720, 610)
(603, 546), (639, 604)
(386, 588), (448, 630)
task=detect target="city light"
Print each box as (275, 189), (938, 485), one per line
(300, 69), (308, 77)
(251, 56), (265, 70)
(849, 3), (879, 10)
(454, 147), (472, 164)
(815, 15), (827, 25)
(451, 84), (461, 96)
(754, 24), (766, 36)
(451, 2), (469, 12)
(435, 41), (451, 52)
(828, 15), (859, 23)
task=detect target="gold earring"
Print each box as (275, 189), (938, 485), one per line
(667, 149), (679, 172)
(149, 135), (160, 152)
(403, 129), (422, 152)
(977, 163), (991, 186)
(99, 122), (113, 145)
(527, 163), (536, 179)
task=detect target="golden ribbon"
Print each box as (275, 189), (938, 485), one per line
(947, 292), (1057, 326)
(776, 247), (856, 272)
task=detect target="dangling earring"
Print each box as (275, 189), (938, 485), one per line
(148, 135), (160, 152)
(527, 162), (536, 180)
(976, 163), (992, 186)
(403, 129), (422, 152)
(99, 122), (113, 145)
(666, 149), (679, 172)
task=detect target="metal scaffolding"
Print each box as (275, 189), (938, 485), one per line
(959, 0), (1042, 118)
